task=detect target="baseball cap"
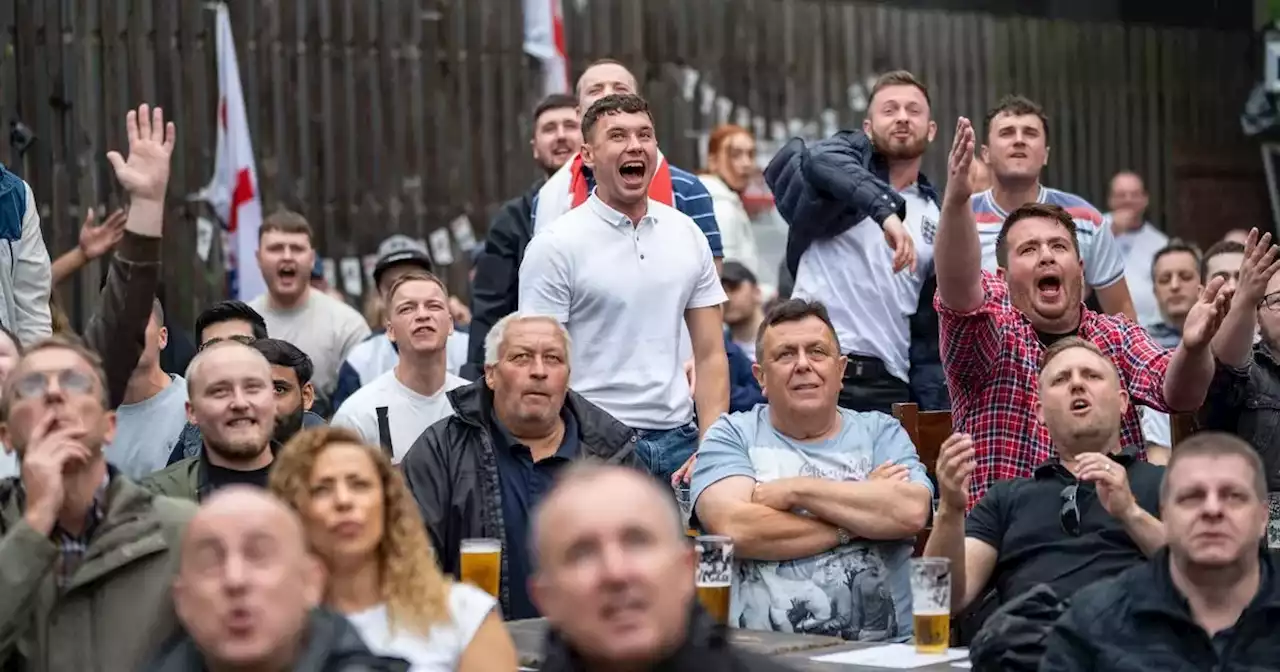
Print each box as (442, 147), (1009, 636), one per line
(372, 234), (434, 288)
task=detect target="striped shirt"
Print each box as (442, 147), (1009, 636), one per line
(971, 187), (1125, 290)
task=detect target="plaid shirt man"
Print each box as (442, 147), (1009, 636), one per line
(937, 271), (1172, 506)
(51, 473), (109, 588)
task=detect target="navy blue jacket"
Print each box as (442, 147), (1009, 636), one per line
(725, 332), (765, 412)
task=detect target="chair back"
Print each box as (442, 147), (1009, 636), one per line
(891, 403), (953, 557)
(1170, 412), (1198, 446)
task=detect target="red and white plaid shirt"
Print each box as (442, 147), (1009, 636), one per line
(937, 271), (1171, 507)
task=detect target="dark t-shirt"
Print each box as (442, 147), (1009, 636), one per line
(206, 462), (272, 492)
(965, 449), (1165, 605)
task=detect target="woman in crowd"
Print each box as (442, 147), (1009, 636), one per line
(700, 123), (761, 273)
(270, 426), (518, 671)
(0, 326), (23, 479)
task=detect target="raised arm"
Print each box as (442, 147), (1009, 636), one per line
(1161, 276), (1230, 412)
(934, 117), (985, 312)
(50, 209), (127, 287)
(1212, 228), (1280, 367)
(922, 433), (998, 613)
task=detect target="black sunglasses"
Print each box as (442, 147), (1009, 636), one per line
(1060, 483), (1081, 537)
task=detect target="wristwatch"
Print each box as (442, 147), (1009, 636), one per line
(836, 527), (852, 546)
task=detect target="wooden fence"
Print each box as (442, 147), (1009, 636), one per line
(0, 0), (1261, 329)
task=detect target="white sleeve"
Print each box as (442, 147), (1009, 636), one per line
(448, 583), (498, 647)
(1085, 213), (1126, 289)
(687, 225), (727, 310)
(517, 233), (572, 322)
(13, 182), (51, 345)
(330, 398), (375, 445)
(1141, 408), (1171, 449)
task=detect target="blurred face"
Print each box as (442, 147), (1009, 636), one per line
(999, 217), (1084, 332)
(268, 365), (312, 444)
(577, 63), (638, 114)
(200, 319), (257, 350)
(709, 132), (757, 193)
(754, 316), (846, 416)
(1255, 274), (1280, 350)
(532, 473), (694, 667)
(0, 332), (22, 389)
(532, 106), (582, 174)
(485, 319), (570, 429)
(983, 112), (1049, 183)
(1153, 251), (1201, 326)
(302, 443), (385, 571)
(863, 84), (936, 161)
(1037, 346), (1128, 452)
(255, 231), (315, 304)
(137, 311), (169, 372)
(2, 347), (115, 457)
(1107, 173), (1148, 223)
(174, 495), (322, 671)
(1204, 251), (1243, 297)
(721, 280), (761, 326)
(188, 346), (276, 462)
(1222, 229), (1251, 246)
(581, 111), (658, 210)
(386, 279), (452, 355)
(1163, 454), (1267, 569)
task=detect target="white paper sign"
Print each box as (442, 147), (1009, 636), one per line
(195, 217), (216, 262)
(339, 257), (363, 297)
(811, 644), (968, 669)
(322, 258), (338, 290)
(429, 228), (455, 266)
(361, 254), (378, 285)
(449, 214), (477, 250)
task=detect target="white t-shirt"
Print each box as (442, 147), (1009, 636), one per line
(107, 374), (190, 479)
(331, 369), (467, 462)
(1109, 219), (1170, 328)
(250, 290), (372, 396)
(791, 184), (937, 383)
(0, 448), (15, 480)
(519, 194), (727, 430)
(345, 583), (496, 672)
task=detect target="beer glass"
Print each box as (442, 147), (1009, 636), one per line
(909, 557), (951, 654)
(694, 535), (733, 626)
(460, 538), (502, 598)
(675, 483), (698, 537)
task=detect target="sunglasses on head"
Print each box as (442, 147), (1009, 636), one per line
(199, 335), (256, 351)
(1060, 483), (1081, 537)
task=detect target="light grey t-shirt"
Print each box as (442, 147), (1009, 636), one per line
(107, 374), (190, 479)
(691, 405), (933, 642)
(250, 290), (371, 395)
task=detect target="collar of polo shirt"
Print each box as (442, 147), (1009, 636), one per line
(586, 191), (657, 229)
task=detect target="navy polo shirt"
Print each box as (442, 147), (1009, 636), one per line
(491, 409), (580, 619)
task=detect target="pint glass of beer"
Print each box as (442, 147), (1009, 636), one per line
(694, 535), (733, 626)
(909, 557), (951, 654)
(459, 538), (502, 598)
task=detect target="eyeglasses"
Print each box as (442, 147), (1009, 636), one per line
(1059, 483), (1081, 537)
(199, 335), (256, 351)
(1260, 293), (1280, 312)
(11, 369), (96, 401)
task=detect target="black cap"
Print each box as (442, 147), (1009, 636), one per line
(372, 234), (434, 288)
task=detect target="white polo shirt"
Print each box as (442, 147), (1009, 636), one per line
(1109, 218), (1170, 328)
(791, 184), (938, 383)
(519, 194), (727, 430)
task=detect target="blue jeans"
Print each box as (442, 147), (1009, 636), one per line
(635, 422), (699, 484)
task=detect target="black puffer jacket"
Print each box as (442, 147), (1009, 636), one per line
(141, 608), (409, 672)
(401, 380), (640, 617)
(540, 605), (797, 672)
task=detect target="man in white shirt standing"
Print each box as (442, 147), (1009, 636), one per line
(109, 298), (190, 478)
(332, 272), (466, 462)
(1105, 171), (1169, 327)
(520, 93), (729, 485)
(249, 211), (370, 411)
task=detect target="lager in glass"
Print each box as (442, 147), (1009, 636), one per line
(908, 557), (952, 654)
(912, 610), (951, 654)
(460, 538), (502, 598)
(695, 535), (734, 626)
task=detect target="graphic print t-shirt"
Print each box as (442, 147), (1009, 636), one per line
(691, 406), (933, 642)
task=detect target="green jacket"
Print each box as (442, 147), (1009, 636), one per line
(0, 475), (196, 672)
(139, 456), (201, 502)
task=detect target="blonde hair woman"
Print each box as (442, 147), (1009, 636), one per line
(270, 426), (518, 671)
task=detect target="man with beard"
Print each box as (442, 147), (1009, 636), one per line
(934, 117), (1227, 507)
(332, 273), (466, 462)
(972, 95), (1137, 320)
(464, 93), (581, 380)
(141, 341), (278, 501)
(761, 70), (939, 414)
(250, 338), (324, 444)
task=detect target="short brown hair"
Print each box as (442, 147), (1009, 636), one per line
(994, 203), (1080, 268)
(385, 272), (448, 307)
(259, 210), (313, 242)
(2, 335), (110, 419)
(755, 298), (840, 359)
(581, 94), (652, 143)
(1038, 336), (1118, 379)
(869, 70), (931, 108)
(1162, 432), (1267, 502)
(984, 94), (1050, 143)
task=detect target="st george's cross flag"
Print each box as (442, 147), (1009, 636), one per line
(523, 0), (570, 96)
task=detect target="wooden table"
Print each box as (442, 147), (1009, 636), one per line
(508, 619), (966, 671)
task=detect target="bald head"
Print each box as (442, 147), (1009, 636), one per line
(183, 486), (306, 559)
(575, 60), (639, 115)
(532, 464), (683, 561)
(184, 340), (277, 463)
(186, 340), (272, 394)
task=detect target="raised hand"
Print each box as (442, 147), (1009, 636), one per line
(78, 208), (128, 260)
(944, 117), (976, 204)
(936, 432), (975, 513)
(882, 214), (918, 274)
(1234, 228), (1280, 306)
(1182, 275), (1232, 352)
(106, 104), (176, 203)
(1075, 453), (1138, 521)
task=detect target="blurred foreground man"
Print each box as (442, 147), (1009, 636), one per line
(144, 487), (408, 671)
(1042, 434), (1280, 671)
(530, 465), (793, 672)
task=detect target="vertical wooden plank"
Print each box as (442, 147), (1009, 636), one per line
(0, 0), (18, 168)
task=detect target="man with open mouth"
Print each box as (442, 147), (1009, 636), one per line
(934, 116), (1229, 508)
(519, 93), (729, 486)
(971, 95), (1138, 323)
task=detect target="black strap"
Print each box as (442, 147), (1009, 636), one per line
(376, 407), (393, 457)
